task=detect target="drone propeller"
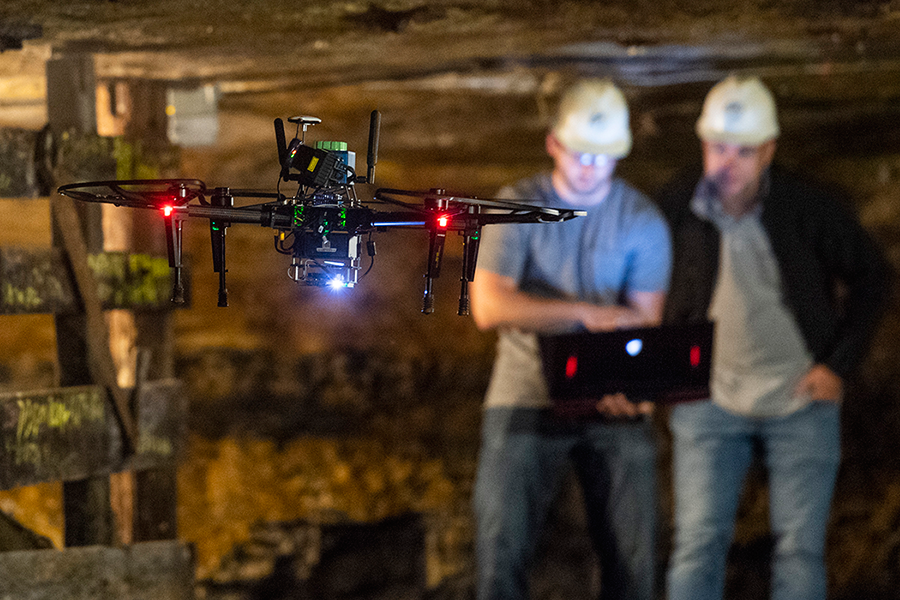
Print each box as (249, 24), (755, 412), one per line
(375, 188), (569, 218)
(57, 179), (207, 209)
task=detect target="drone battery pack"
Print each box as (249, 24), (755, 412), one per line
(290, 145), (341, 187)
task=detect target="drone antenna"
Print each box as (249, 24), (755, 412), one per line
(274, 118), (288, 166)
(366, 110), (381, 184)
(287, 115), (322, 145)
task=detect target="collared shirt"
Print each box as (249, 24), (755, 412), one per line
(691, 172), (814, 416)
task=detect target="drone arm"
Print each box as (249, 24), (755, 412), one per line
(474, 211), (584, 225)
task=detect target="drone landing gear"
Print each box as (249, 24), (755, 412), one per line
(458, 227), (480, 316)
(161, 183), (233, 306)
(422, 225), (446, 314)
(420, 192), (482, 316)
(209, 188), (234, 307)
(421, 225), (481, 316)
(163, 209), (186, 304)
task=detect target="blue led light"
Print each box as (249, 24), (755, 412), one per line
(625, 338), (643, 356)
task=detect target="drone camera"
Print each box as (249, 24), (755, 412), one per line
(288, 205), (370, 288)
(290, 254), (360, 289)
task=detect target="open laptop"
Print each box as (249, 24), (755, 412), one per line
(539, 321), (714, 417)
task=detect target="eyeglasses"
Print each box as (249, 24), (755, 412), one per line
(569, 150), (612, 167)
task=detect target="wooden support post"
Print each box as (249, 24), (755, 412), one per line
(125, 346), (179, 543)
(52, 196), (139, 451)
(134, 469), (178, 541)
(49, 59), (183, 546)
(52, 196), (121, 546)
(62, 478), (114, 548)
(112, 78), (181, 544)
(49, 51), (116, 547)
(46, 53), (97, 136)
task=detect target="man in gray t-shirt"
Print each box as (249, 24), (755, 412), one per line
(469, 79), (672, 600)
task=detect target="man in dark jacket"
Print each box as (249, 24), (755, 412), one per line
(658, 75), (890, 600)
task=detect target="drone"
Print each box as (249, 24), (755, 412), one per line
(58, 111), (585, 315)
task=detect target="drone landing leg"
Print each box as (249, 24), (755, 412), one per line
(210, 188), (233, 307)
(423, 226), (446, 314)
(211, 224), (228, 307)
(163, 211), (186, 304)
(457, 228), (481, 316)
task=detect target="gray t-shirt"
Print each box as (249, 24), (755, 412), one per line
(478, 173), (672, 408)
(691, 187), (815, 417)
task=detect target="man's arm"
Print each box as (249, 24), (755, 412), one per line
(470, 269), (665, 333)
(471, 269), (664, 418)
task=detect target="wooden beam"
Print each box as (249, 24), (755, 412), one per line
(0, 541), (194, 599)
(0, 247), (183, 314)
(0, 380), (185, 490)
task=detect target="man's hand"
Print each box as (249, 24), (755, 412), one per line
(595, 393), (654, 418)
(794, 364), (844, 403)
(580, 305), (648, 332)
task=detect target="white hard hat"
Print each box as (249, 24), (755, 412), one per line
(552, 79), (632, 159)
(696, 75), (780, 146)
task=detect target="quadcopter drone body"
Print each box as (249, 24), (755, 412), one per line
(58, 111), (585, 315)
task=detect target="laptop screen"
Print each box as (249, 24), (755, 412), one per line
(539, 321), (714, 416)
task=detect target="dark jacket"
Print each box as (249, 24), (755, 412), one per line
(657, 164), (891, 380)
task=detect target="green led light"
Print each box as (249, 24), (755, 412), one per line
(293, 206), (306, 227)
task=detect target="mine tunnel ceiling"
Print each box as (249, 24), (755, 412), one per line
(6, 1), (900, 169)
(7, 1), (900, 86)
(0, 0), (900, 85)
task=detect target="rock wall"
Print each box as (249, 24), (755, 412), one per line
(172, 144), (900, 599)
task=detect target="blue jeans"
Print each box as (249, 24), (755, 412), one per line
(473, 407), (658, 600)
(667, 400), (841, 600)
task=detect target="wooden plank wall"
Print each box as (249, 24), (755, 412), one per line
(0, 379), (185, 490)
(0, 51), (195, 598)
(0, 541), (194, 600)
(0, 247), (176, 315)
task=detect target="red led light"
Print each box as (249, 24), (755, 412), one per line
(437, 215), (449, 228)
(162, 205), (174, 217)
(565, 355), (578, 379)
(690, 345), (701, 367)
